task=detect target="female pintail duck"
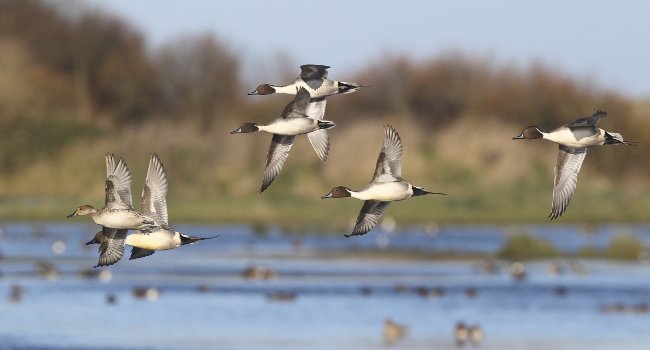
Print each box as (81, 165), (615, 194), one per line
(322, 125), (445, 237)
(513, 109), (636, 219)
(248, 64), (366, 98)
(86, 154), (218, 267)
(232, 87), (335, 192)
(67, 153), (156, 231)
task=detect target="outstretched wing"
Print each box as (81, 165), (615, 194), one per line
(96, 227), (127, 267)
(300, 64), (329, 90)
(346, 201), (390, 237)
(306, 98), (330, 161)
(566, 109), (607, 128)
(549, 145), (587, 219)
(372, 125), (403, 183)
(280, 87), (311, 118)
(105, 153), (133, 209)
(260, 134), (296, 192)
(141, 154), (169, 227)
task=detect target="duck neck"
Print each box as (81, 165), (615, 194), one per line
(272, 84), (298, 95)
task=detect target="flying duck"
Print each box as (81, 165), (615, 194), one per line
(67, 153), (156, 231)
(232, 87), (335, 192)
(86, 154), (218, 267)
(248, 64), (365, 98)
(513, 109), (636, 219)
(321, 125), (445, 237)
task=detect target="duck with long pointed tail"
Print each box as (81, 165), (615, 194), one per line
(86, 154), (218, 267)
(248, 64), (366, 98)
(68, 153), (156, 232)
(232, 87), (336, 192)
(513, 109), (636, 219)
(322, 125), (445, 237)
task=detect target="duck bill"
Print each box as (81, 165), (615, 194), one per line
(321, 192), (333, 199)
(230, 128), (242, 134)
(247, 89), (260, 96)
(512, 133), (525, 140)
(66, 212), (77, 218)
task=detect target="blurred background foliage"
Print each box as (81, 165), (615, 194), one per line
(0, 0), (647, 225)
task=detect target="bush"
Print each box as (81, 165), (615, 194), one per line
(498, 233), (560, 260)
(606, 233), (647, 260)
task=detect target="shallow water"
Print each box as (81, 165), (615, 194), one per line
(1, 223), (650, 350)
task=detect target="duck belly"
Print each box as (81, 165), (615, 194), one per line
(544, 127), (602, 147)
(263, 118), (318, 135)
(356, 182), (411, 201)
(94, 211), (147, 230)
(125, 230), (179, 250)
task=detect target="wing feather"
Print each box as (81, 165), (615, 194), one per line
(549, 145), (587, 219)
(306, 98), (330, 161)
(347, 201), (390, 237)
(96, 227), (127, 267)
(141, 154), (169, 227)
(260, 135), (296, 192)
(104, 153), (133, 209)
(372, 125), (403, 183)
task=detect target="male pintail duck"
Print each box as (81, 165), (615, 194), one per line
(322, 125), (445, 237)
(513, 109), (636, 219)
(86, 154), (218, 267)
(232, 87), (335, 192)
(67, 153), (156, 231)
(248, 64), (366, 98)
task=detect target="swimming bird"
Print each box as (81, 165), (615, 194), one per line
(232, 87), (336, 192)
(383, 318), (407, 345)
(468, 324), (483, 346)
(87, 154), (218, 267)
(321, 125), (445, 237)
(454, 321), (469, 347)
(67, 153), (156, 231)
(513, 109), (635, 219)
(248, 64), (365, 98)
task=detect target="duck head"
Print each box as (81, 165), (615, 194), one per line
(230, 123), (259, 134)
(513, 126), (543, 140)
(321, 186), (351, 199)
(67, 205), (98, 218)
(248, 84), (276, 96)
(604, 131), (637, 145)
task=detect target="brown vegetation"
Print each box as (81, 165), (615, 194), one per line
(0, 0), (647, 224)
